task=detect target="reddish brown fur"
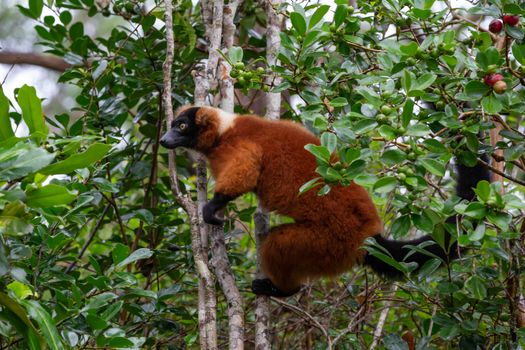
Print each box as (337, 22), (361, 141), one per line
(187, 107), (383, 293)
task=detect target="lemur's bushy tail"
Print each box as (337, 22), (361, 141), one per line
(364, 157), (491, 278)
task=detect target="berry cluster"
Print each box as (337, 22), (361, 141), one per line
(489, 15), (520, 33)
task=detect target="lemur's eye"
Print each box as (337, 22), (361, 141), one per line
(179, 123), (187, 131)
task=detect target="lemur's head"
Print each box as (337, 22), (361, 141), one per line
(160, 105), (237, 152)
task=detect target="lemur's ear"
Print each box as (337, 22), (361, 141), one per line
(174, 105), (194, 118)
(195, 107), (218, 126)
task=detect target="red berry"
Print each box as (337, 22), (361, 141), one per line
(483, 73), (504, 86)
(503, 15), (520, 26)
(493, 80), (507, 94)
(489, 19), (503, 33)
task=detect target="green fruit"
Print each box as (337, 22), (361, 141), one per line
(330, 24), (337, 32)
(405, 168), (415, 176)
(243, 71), (253, 78)
(376, 114), (387, 123)
(347, 6), (354, 14)
(407, 152), (417, 161)
(380, 105), (393, 115)
(262, 85), (270, 92)
(230, 70), (239, 78)
(487, 64), (498, 73)
(431, 48), (440, 58)
(256, 67), (265, 74)
(398, 173), (407, 181)
(234, 62), (245, 70)
(435, 101), (445, 110)
(406, 57), (416, 66)
(397, 126), (406, 135)
(237, 77), (245, 84)
(432, 88), (440, 95)
(381, 91), (393, 98)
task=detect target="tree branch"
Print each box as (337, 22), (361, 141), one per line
(0, 51), (70, 72)
(163, 1), (217, 348)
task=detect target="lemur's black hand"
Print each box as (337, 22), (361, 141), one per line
(202, 192), (233, 226)
(203, 203), (224, 226)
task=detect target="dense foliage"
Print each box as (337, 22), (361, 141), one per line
(1, 0), (525, 348)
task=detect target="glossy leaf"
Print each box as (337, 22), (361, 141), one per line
(39, 143), (111, 175)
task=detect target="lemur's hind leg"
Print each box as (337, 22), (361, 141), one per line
(253, 223), (342, 297)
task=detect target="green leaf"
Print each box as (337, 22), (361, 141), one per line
(320, 132), (337, 153)
(423, 139), (447, 153)
(0, 87), (14, 141)
(299, 177), (322, 194)
(26, 184), (77, 208)
(305, 144), (330, 163)
(400, 42), (419, 56)
(39, 143), (111, 175)
(329, 97), (348, 107)
(406, 124), (431, 136)
(469, 222), (485, 241)
(401, 69), (413, 93)
(333, 5), (347, 27)
(414, 72), (436, 91)
(308, 5), (330, 29)
(464, 81), (490, 99)
(481, 95), (503, 114)
(401, 99), (414, 128)
(0, 143), (54, 181)
(363, 238), (408, 274)
(391, 215), (411, 236)
(116, 248), (153, 269)
(290, 12), (307, 35)
(83, 292), (118, 312)
(0, 292), (44, 349)
(476, 47), (502, 70)
(474, 180), (491, 202)
(512, 43), (525, 65)
(506, 25), (524, 41)
(419, 158), (445, 176)
(418, 258), (442, 279)
(373, 176), (397, 193)
(28, 0), (44, 18)
(86, 314), (108, 330)
(22, 300), (65, 350)
(381, 149), (406, 166)
(465, 276), (487, 300)
(383, 333), (409, 350)
(107, 337), (134, 348)
(228, 46), (243, 64)
(354, 119), (377, 134)
(463, 202), (486, 219)
(378, 125), (398, 140)
(16, 85), (48, 142)
(112, 243), (130, 265)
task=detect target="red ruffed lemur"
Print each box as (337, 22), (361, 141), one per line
(160, 106), (491, 297)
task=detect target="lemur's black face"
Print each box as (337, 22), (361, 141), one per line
(160, 107), (200, 149)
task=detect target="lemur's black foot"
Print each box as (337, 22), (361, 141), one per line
(251, 278), (300, 298)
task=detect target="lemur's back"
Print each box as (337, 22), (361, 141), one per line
(219, 116), (382, 240)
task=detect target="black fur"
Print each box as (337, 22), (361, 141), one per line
(160, 107), (200, 149)
(252, 278), (301, 298)
(203, 192), (233, 225)
(364, 158), (491, 277)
